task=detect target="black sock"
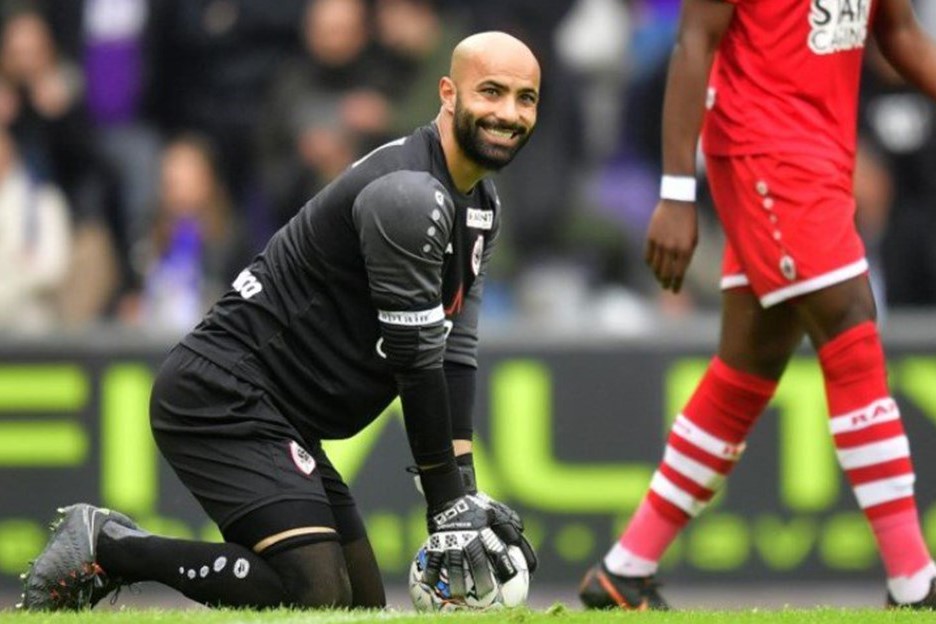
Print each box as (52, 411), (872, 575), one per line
(97, 523), (287, 608)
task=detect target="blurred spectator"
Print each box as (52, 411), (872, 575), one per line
(859, 45), (936, 307)
(122, 134), (248, 335)
(373, 0), (467, 135)
(0, 4), (126, 325)
(0, 126), (71, 334)
(39, 0), (162, 243)
(147, 0), (306, 205)
(556, 0), (630, 161)
(257, 0), (393, 226)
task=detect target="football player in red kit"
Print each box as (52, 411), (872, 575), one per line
(581, 0), (936, 611)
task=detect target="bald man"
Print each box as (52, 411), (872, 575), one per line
(20, 32), (540, 611)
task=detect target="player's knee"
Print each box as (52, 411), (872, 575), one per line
(264, 538), (354, 609)
(798, 276), (878, 342)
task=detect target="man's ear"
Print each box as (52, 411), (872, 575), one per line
(439, 76), (456, 114)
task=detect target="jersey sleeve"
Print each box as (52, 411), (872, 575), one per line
(444, 206), (499, 368)
(352, 170), (455, 370)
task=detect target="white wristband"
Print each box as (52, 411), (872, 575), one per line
(660, 175), (697, 202)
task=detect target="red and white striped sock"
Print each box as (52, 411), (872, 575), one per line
(820, 322), (934, 601)
(819, 322), (932, 602)
(605, 357), (777, 576)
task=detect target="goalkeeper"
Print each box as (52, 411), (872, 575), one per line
(20, 31), (539, 611)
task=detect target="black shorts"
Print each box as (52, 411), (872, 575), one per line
(150, 345), (367, 549)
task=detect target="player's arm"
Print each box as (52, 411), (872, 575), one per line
(644, 0), (734, 293)
(353, 171), (464, 509)
(354, 172), (515, 595)
(439, 206), (536, 571)
(873, 0), (936, 100)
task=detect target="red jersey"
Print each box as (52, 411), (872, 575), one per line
(702, 0), (879, 168)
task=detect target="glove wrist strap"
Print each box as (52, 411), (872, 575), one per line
(455, 453), (478, 494)
(420, 461), (465, 510)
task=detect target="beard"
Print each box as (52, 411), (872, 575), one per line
(453, 97), (533, 171)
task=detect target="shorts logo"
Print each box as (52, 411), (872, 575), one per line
(808, 0), (871, 55)
(780, 255), (797, 281)
(289, 440), (316, 476)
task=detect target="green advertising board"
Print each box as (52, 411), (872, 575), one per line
(1, 334), (936, 589)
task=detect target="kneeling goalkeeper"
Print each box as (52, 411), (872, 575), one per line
(20, 30), (539, 611)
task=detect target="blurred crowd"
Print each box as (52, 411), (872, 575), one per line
(1, 0), (934, 338)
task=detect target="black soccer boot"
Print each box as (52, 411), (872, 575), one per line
(579, 561), (670, 611)
(18, 503), (140, 610)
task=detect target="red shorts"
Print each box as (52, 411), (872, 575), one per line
(706, 153), (868, 307)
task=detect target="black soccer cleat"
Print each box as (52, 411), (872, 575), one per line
(887, 577), (936, 610)
(579, 562), (670, 611)
(18, 503), (140, 611)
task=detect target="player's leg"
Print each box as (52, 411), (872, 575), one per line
(315, 447), (387, 608)
(341, 536), (386, 608)
(581, 288), (802, 610)
(22, 346), (358, 610)
(793, 275), (936, 608)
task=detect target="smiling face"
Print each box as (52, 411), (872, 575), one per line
(452, 79), (536, 171)
(441, 32), (540, 174)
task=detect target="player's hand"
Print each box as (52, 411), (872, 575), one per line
(423, 494), (518, 599)
(475, 492), (538, 574)
(644, 199), (698, 293)
(452, 458), (538, 573)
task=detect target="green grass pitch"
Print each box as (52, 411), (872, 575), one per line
(1, 605), (933, 624)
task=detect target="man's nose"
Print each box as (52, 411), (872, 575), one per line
(494, 97), (519, 124)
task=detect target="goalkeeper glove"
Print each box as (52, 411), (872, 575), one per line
(422, 493), (518, 599)
(456, 455), (538, 574)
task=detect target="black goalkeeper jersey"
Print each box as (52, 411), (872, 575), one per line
(181, 123), (499, 442)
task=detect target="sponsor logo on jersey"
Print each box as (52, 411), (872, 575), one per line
(471, 235), (484, 276)
(289, 440), (316, 476)
(232, 268), (262, 299)
(466, 208), (494, 230)
(808, 0), (871, 55)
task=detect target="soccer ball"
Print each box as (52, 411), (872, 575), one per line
(408, 542), (530, 612)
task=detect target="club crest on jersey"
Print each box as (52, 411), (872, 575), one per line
(466, 208), (494, 230)
(808, 0), (871, 55)
(471, 235), (484, 276)
(289, 440), (316, 476)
